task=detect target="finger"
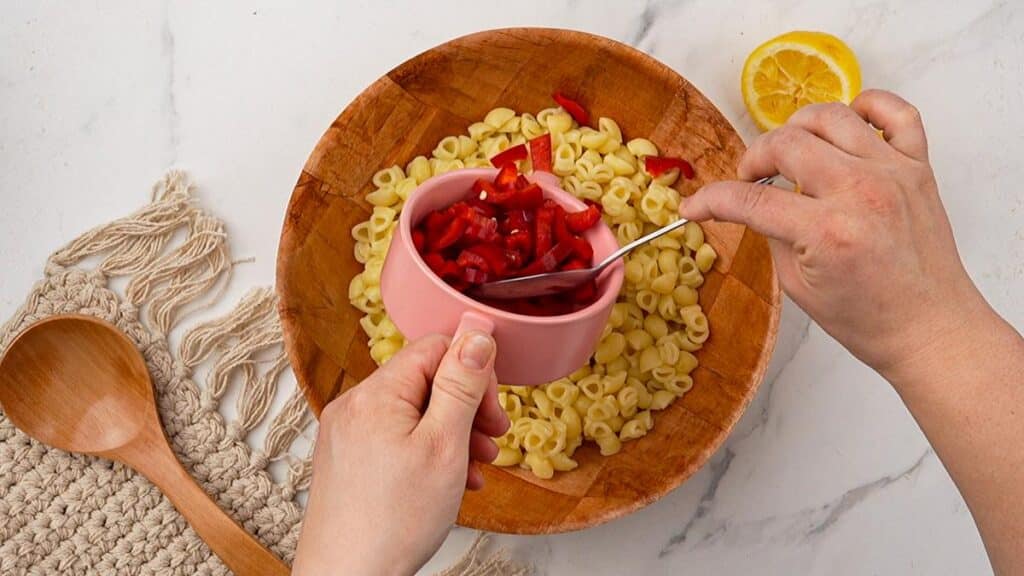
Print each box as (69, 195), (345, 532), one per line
(420, 331), (497, 442)
(786, 102), (888, 158)
(679, 180), (816, 244)
(367, 334), (450, 411)
(850, 89), (928, 161)
(466, 461), (485, 491)
(470, 429), (499, 463)
(473, 373), (510, 438)
(737, 126), (851, 190)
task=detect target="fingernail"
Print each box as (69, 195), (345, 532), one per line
(459, 332), (494, 370)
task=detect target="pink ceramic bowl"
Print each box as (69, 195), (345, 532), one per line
(381, 168), (624, 385)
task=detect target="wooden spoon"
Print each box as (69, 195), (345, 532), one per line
(0, 315), (290, 576)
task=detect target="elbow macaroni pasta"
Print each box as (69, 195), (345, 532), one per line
(347, 104), (719, 478)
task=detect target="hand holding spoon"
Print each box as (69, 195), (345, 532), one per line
(0, 315), (290, 576)
(474, 176), (775, 300)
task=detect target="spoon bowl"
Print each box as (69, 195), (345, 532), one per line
(0, 315), (154, 454)
(0, 315), (289, 575)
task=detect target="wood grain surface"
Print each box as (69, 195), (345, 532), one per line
(277, 27), (780, 534)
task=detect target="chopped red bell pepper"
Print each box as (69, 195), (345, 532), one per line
(458, 206), (500, 244)
(552, 92), (590, 126)
(422, 252), (446, 274)
(562, 258), (590, 271)
(552, 205), (573, 244)
(502, 209), (534, 234)
(464, 243), (510, 276)
(494, 163), (518, 189)
(534, 206), (554, 260)
(518, 241), (573, 276)
(504, 229), (533, 255)
(410, 163), (607, 315)
(457, 249), (491, 273)
(565, 204), (601, 234)
(461, 267), (490, 285)
(490, 144), (529, 168)
(411, 229), (426, 253)
(430, 217), (467, 251)
(506, 183), (543, 210)
(463, 196), (498, 218)
(529, 133), (552, 172)
(571, 280), (597, 303)
(645, 155), (696, 179)
(568, 237), (594, 262)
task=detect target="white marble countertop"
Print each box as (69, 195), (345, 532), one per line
(2, 1), (1020, 574)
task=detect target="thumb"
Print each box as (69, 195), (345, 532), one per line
(420, 331), (496, 440)
(680, 180), (812, 244)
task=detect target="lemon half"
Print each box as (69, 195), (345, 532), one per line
(742, 31), (861, 132)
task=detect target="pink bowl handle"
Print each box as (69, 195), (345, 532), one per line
(453, 311), (495, 341)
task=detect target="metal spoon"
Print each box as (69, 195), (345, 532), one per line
(0, 315), (290, 576)
(474, 176), (775, 300)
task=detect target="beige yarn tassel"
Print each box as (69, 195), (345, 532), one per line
(436, 534), (531, 576)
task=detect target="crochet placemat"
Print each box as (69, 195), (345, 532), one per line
(0, 172), (526, 575)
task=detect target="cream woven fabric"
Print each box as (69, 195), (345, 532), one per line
(0, 172), (527, 575)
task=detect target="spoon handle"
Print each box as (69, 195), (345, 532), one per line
(594, 217), (689, 273)
(127, 433), (291, 576)
(594, 175), (776, 274)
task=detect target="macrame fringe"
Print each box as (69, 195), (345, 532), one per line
(0, 170), (529, 575)
(437, 534), (531, 576)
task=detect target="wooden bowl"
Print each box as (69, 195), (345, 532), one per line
(277, 28), (780, 534)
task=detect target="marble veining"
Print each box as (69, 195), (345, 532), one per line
(3, 1), (1017, 574)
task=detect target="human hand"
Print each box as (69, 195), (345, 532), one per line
(291, 332), (509, 576)
(680, 90), (987, 376)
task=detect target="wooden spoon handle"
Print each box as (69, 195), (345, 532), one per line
(129, 439), (291, 576)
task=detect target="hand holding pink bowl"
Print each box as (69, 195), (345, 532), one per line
(380, 168), (625, 386)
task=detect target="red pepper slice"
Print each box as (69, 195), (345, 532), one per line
(562, 258), (590, 271)
(645, 155), (696, 179)
(463, 243), (510, 277)
(504, 229), (533, 256)
(534, 207), (554, 260)
(422, 252), (446, 274)
(529, 133), (553, 172)
(552, 92), (590, 126)
(571, 280), (597, 304)
(424, 210), (453, 233)
(514, 175), (530, 191)
(496, 163), (519, 191)
(457, 249), (491, 273)
(430, 217), (467, 251)
(461, 267), (490, 285)
(411, 229), (426, 253)
(491, 144), (529, 168)
(506, 183), (543, 210)
(551, 205), (573, 244)
(463, 196), (498, 218)
(565, 204), (601, 234)
(502, 209), (534, 234)
(519, 241), (573, 276)
(568, 237), (594, 262)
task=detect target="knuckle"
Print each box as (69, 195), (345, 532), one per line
(859, 185), (898, 216)
(736, 182), (767, 216)
(433, 372), (481, 410)
(817, 213), (858, 253)
(899, 103), (922, 125)
(321, 388), (369, 431)
(769, 126), (801, 150)
(820, 103), (852, 127)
